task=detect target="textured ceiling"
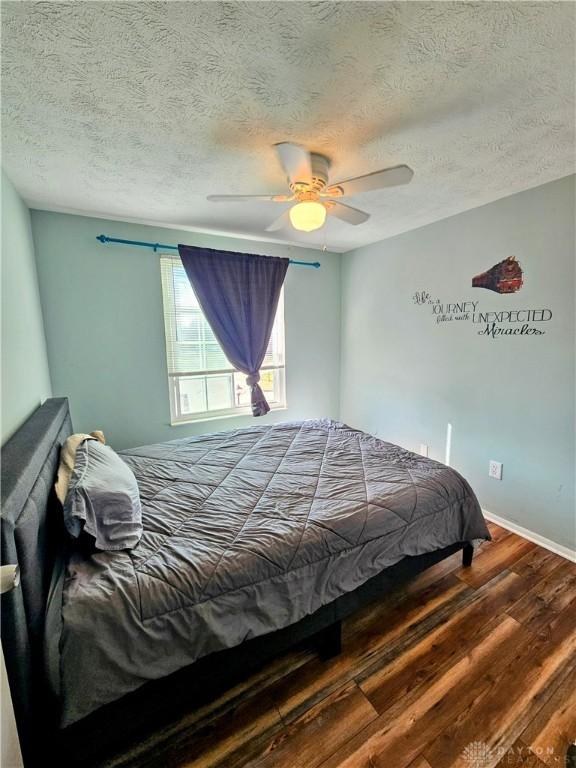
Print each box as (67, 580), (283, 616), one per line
(2, 1), (574, 252)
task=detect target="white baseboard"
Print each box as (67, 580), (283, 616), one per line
(482, 509), (576, 563)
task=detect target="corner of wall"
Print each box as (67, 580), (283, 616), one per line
(1, 170), (52, 443)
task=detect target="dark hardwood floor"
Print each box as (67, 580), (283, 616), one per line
(101, 523), (576, 768)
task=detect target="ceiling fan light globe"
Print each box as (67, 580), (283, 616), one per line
(289, 201), (326, 232)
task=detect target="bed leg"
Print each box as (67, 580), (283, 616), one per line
(462, 543), (474, 567)
(317, 620), (342, 660)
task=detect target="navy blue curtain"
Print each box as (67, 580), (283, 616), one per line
(178, 245), (289, 417)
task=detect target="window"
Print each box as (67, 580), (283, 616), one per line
(160, 255), (286, 424)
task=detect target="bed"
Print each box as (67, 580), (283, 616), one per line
(1, 398), (489, 766)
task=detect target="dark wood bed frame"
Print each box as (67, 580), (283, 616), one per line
(0, 398), (475, 767)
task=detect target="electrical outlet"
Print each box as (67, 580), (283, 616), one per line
(489, 460), (503, 480)
(419, 444), (429, 457)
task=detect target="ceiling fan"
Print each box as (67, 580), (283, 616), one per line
(207, 143), (414, 233)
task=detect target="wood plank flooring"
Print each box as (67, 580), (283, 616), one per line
(103, 524), (576, 768)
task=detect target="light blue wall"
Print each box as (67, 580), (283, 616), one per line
(1, 172), (52, 443)
(340, 175), (575, 550)
(31, 212), (341, 450)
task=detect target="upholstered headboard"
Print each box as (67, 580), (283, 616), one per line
(1, 398), (72, 765)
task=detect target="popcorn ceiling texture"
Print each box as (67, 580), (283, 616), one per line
(2, 1), (574, 251)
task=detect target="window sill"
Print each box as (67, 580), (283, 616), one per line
(170, 405), (287, 427)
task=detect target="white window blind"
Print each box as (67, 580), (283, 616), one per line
(160, 255), (286, 423)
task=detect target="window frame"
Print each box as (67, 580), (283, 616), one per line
(160, 254), (287, 425)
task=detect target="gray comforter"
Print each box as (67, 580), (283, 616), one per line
(53, 420), (489, 726)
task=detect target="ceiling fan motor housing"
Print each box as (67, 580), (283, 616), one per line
(290, 152), (331, 195)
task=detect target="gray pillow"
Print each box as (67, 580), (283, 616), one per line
(63, 439), (142, 551)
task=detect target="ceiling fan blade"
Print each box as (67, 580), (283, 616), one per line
(266, 210), (292, 232)
(207, 194), (293, 202)
(274, 143), (312, 186)
(329, 165), (414, 197)
(325, 201), (370, 225)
